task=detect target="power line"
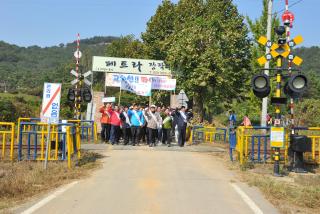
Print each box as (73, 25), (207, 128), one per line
(271, 0), (304, 16)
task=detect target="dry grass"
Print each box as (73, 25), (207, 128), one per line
(212, 150), (320, 214)
(240, 171), (320, 214)
(0, 151), (103, 211)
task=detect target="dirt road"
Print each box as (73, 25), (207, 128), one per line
(17, 144), (278, 214)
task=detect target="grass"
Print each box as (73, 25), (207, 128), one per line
(234, 161), (320, 214)
(0, 92), (40, 102)
(212, 149), (320, 214)
(0, 151), (103, 211)
(240, 171), (320, 214)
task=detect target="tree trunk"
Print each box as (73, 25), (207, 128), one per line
(193, 92), (204, 122)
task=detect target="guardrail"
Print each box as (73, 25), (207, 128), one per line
(189, 125), (227, 144)
(18, 118), (98, 143)
(67, 120), (97, 143)
(0, 122), (15, 160)
(18, 122), (81, 168)
(232, 126), (320, 166)
(293, 127), (320, 164)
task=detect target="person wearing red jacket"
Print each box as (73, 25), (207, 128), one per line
(110, 105), (122, 145)
(100, 103), (112, 143)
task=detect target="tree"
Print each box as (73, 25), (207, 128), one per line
(246, 0), (280, 69)
(142, 0), (176, 60)
(145, 0), (251, 120)
(105, 35), (146, 58)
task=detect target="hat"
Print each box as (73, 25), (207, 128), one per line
(150, 104), (156, 108)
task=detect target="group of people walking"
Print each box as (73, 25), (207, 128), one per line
(99, 103), (193, 147)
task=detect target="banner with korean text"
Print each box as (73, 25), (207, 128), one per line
(121, 79), (152, 97)
(92, 56), (172, 76)
(105, 73), (176, 91)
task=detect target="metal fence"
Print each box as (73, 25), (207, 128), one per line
(232, 126), (320, 166)
(189, 126), (227, 144)
(0, 122), (15, 160)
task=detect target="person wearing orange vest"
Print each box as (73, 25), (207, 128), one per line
(100, 103), (112, 143)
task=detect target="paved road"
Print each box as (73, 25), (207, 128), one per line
(18, 144), (278, 214)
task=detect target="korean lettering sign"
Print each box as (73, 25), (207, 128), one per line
(92, 56), (172, 76)
(105, 73), (176, 91)
(40, 83), (62, 124)
(120, 79), (152, 97)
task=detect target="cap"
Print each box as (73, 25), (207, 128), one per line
(150, 104), (156, 108)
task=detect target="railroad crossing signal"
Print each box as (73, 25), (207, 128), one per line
(257, 34), (304, 66)
(70, 69), (92, 86)
(68, 70), (92, 103)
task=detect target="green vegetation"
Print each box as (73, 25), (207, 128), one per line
(0, 93), (40, 121)
(0, 0), (319, 126)
(0, 37), (119, 121)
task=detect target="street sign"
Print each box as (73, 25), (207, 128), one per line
(40, 83), (62, 124)
(74, 50), (82, 59)
(177, 90), (188, 108)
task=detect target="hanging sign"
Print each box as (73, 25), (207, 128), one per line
(120, 79), (151, 97)
(93, 56), (172, 76)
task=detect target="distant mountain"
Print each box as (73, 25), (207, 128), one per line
(0, 36), (118, 92)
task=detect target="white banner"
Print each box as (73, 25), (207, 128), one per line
(105, 73), (176, 91)
(93, 56), (172, 76)
(121, 79), (151, 97)
(40, 83), (62, 124)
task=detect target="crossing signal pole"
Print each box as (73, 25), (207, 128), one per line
(252, 0), (309, 175)
(68, 34), (92, 119)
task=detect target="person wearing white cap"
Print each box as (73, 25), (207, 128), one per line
(144, 105), (161, 147)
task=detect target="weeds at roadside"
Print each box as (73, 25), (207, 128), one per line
(0, 151), (103, 211)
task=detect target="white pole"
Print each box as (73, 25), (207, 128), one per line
(261, 0), (273, 127)
(44, 121), (51, 170)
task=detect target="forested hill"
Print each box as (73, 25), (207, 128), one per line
(0, 36), (118, 92)
(0, 35), (319, 94)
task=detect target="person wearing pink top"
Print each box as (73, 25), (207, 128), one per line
(241, 114), (252, 127)
(110, 106), (122, 145)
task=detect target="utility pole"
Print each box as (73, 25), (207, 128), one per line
(261, 0), (273, 127)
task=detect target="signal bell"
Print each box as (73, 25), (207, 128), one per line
(251, 74), (271, 98)
(67, 88), (76, 101)
(284, 74), (308, 98)
(81, 87), (92, 102)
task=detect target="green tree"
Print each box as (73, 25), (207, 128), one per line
(105, 35), (146, 58)
(147, 0), (251, 120)
(246, 0), (280, 69)
(142, 0), (176, 60)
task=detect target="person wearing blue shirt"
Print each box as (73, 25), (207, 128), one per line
(229, 110), (237, 128)
(128, 104), (145, 146)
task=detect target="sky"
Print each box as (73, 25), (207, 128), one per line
(0, 0), (318, 47)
